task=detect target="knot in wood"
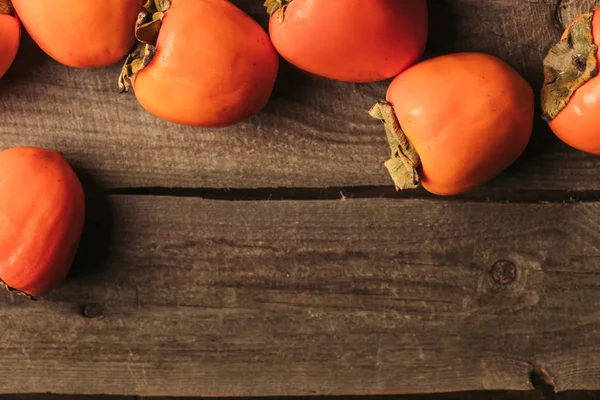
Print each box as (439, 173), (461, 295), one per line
(82, 304), (104, 319)
(490, 260), (517, 285)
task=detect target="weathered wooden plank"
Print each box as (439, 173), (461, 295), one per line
(555, 0), (598, 28)
(0, 393), (596, 400)
(2, 0), (597, 192)
(1, 196), (600, 395)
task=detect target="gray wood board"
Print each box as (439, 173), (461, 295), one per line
(0, 392), (598, 400)
(1, 196), (600, 395)
(1, 0), (597, 192)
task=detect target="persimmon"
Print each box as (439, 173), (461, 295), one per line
(370, 53), (534, 196)
(0, 0), (20, 79)
(119, 0), (279, 127)
(265, 0), (428, 83)
(11, 0), (143, 68)
(541, 9), (600, 154)
(0, 147), (85, 297)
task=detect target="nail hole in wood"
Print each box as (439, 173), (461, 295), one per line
(490, 260), (517, 285)
(530, 367), (557, 392)
(82, 304), (104, 319)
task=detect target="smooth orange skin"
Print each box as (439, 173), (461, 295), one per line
(387, 53), (534, 196)
(0, 13), (20, 79)
(549, 9), (600, 154)
(0, 147), (85, 297)
(133, 0), (279, 127)
(268, 0), (428, 83)
(11, 0), (143, 68)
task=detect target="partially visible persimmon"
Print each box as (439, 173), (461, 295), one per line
(11, 0), (143, 68)
(370, 53), (534, 196)
(265, 0), (428, 83)
(541, 9), (600, 154)
(0, 0), (20, 79)
(119, 0), (279, 127)
(0, 147), (85, 298)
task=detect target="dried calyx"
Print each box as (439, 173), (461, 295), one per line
(0, 0), (14, 16)
(119, 0), (171, 93)
(0, 279), (37, 301)
(369, 101), (422, 191)
(264, 0), (292, 23)
(541, 12), (598, 122)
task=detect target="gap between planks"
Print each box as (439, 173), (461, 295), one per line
(103, 185), (600, 205)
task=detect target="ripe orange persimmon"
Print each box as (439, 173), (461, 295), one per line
(0, 147), (85, 297)
(0, 0), (20, 79)
(265, 0), (428, 83)
(370, 53), (534, 196)
(11, 0), (143, 68)
(119, 0), (279, 127)
(541, 9), (600, 154)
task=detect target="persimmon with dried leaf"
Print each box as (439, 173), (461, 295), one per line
(0, 0), (19, 79)
(0, 147), (85, 298)
(119, 0), (279, 127)
(370, 53), (534, 196)
(541, 9), (600, 154)
(265, 0), (428, 82)
(11, 0), (143, 68)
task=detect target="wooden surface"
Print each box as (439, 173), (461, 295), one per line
(2, 0), (600, 397)
(4, 197), (600, 395)
(0, 392), (597, 400)
(2, 0), (600, 192)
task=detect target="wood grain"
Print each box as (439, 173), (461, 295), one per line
(2, 196), (600, 395)
(555, 0), (599, 29)
(3, 0), (600, 397)
(1, 0), (598, 192)
(0, 392), (598, 400)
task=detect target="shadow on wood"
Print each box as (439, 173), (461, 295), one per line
(66, 168), (114, 283)
(424, 0), (460, 59)
(0, 29), (50, 90)
(265, 58), (315, 105)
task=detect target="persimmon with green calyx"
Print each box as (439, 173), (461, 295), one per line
(265, 0), (428, 83)
(119, 0), (279, 127)
(0, 147), (85, 298)
(11, 0), (144, 68)
(541, 9), (600, 154)
(370, 53), (534, 196)
(0, 0), (20, 79)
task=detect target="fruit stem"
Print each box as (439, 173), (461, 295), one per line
(118, 0), (171, 93)
(264, 0), (292, 22)
(541, 12), (599, 122)
(0, 0), (13, 16)
(369, 101), (422, 191)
